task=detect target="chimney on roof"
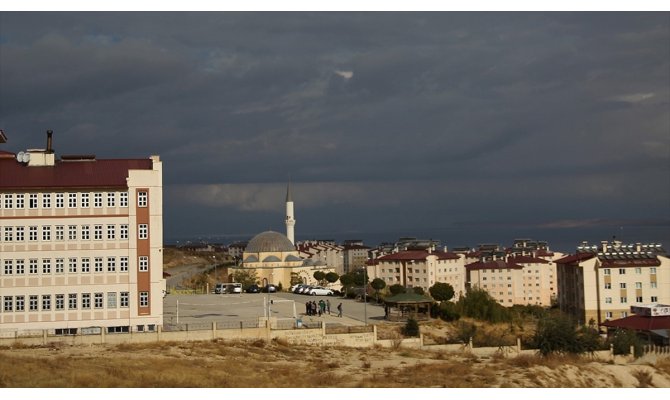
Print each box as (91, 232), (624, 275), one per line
(46, 130), (54, 154)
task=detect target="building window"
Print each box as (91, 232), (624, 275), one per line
(651, 296), (658, 302)
(42, 225), (51, 241)
(650, 267), (657, 274)
(42, 295), (51, 311)
(139, 256), (149, 272)
(82, 293), (91, 309)
(635, 267), (642, 274)
(120, 292), (129, 307)
(16, 194), (24, 209)
(603, 268), (611, 276)
(138, 224), (148, 239)
(106, 192), (115, 207)
(55, 294), (65, 310)
(68, 225), (77, 240)
(620, 283), (626, 289)
(68, 258), (77, 273)
(619, 268), (626, 275)
(138, 191), (148, 207)
(29, 226), (38, 241)
(108, 292), (117, 308)
(29, 259), (38, 274)
(120, 257), (128, 272)
(68, 293), (77, 310)
(120, 192), (128, 207)
(16, 226), (24, 242)
(605, 297), (612, 304)
(29, 193), (38, 209)
(68, 193), (77, 208)
(81, 225), (90, 240)
(3, 194), (12, 209)
(620, 297), (627, 304)
(139, 292), (149, 307)
(4, 226), (13, 242)
(635, 282), (642, 289)
(94, 257), (103, 273)
(3, 296), (12, 312)
(55, 258), (64, 274)
(621, 311), (628, 318)
(107, 257), (116, 272)
(55, 225), (64, 241)
(94, 225), (103, 240)
(605, 311), (612, 319)
(81, 193), (89, 208)
(42, 258), (51, 274)
(42, 193), (51, 208)
(651, 282), (657, 288)
(604, 282), (611, 289)
(55, 193), (64, 208)
(636, 296), (643, 303)
(16, 260), (24, 275)
(94, 293), (104, 309)
(94, 193), (103, 208)
(81, 258), (90, 273)
(120, 224), (129, 239)
(107, 225), (115, 240)
(16, 296), (25, 311)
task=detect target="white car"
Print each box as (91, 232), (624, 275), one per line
(308, 287), (334, 296)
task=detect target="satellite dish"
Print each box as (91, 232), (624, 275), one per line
(24, 153), (30, 163)
(17, 151), (25, 163)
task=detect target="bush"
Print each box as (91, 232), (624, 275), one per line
(389, 284), (405, 296)
(454, 321), (477, 344)
(456, 287), (511, 323)
(412, 287), (425, 295)
(437, 301), (460, 321)
(533, 313), (588, 356)
(429, 282), (455, 302)
(403, 318), (420, 337)
(609, 328), (643, 357)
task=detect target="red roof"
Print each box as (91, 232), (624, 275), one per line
(507, 255), (549, 264)
(344, 244), (370, 250)
(376, 250), (460, 262)
(601, 315), (670, 331)
(465, 260), (524, 271)
(599, 258), (660, 268)
(0, 158), (153, 189)
(555, 253), (597, 264)
(536, 249), (555, 257)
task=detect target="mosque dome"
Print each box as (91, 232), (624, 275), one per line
(246, 230), (295, 253)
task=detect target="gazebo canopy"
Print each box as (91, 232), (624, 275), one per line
(384, 292), (434, 305)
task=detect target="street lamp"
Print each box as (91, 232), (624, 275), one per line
(363, 265), (367, 326)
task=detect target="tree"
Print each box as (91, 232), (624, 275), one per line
(370, 278), (386, 302)
(429, 282), (455, 302)
(313, 270), (326, 284)
(456, 287), (511, 323)
(412, 287), (425, 295)
(609, 328), (643, 356)
(325, 272), (339, 284)
(403, 318), (420, 337)
(533, 313), (583, 356)
(389, 284), (405, 296)
(339, 273), (354, 296)
(232, 268), (259, 290)
(455, 320), (477, 343)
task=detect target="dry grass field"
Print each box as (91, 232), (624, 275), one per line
(1, 339), (669, 388)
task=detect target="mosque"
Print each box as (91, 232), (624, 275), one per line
(241, 183), (334, 288)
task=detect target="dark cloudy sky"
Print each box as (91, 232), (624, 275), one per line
(1, 12), (668, 250)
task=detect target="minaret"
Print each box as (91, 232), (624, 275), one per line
(285, 181), (296, 245)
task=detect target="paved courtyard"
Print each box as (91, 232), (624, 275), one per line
(163, 291), (387, 328)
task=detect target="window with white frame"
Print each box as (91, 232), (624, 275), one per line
(68, 193), (77, 208)
(139, 256), (149, 272)
(42, 295), (51, 311)
(55, 258), (64, 274)
(636, 296), (643, 303)
(55, 294), (64, 310)
(107, 292), (117, 308)
(94, 193), (103, 208)
(138, 191), (148, 207)
(68, 257), (77, 273)
(635, 267), (642, 274)
(42, 225), (51, 241)
(138, 224), (148, 239)
(81, 257), (90, 273)
(55, 225), (64, 241)
(650, 267), (657, 274)
(42, 258), (51, 274)
(120, 224), (128, 239)
(68, 225), (77, 240)
(55, 193), (64, 208)
(620, 283), (626, 289)
(620, 297), (627, 304)
(107, 257), (116, 272)
(139, 292), (149, 307)
(16, 194), (24, 209)
(651, 296), (658, 302)
(120, 192), (128, 207)
(29, 259), (38, 274)
(94, 293), (103, 309)
(106, 192), (115, 207)
(94, 257), (103, 272)
(120, 292), (129, 307)
(3, 296), (12, 311)
(635, 282), (642, 289)
(16, 296), (25, 311)
(94, 225), (102, 240)
(107, 224), (115, 240)
(16, 226), (24, 241)
(619, 268), (626, 275)
(16, 260), (24, 274)
(81, 225), (90, 240)
(120, 256), (128, 272)
(603, 268), (611, 275)
(4, 226), (13, 242)
(82, 293), (91, 309)
(651, 282), (657, 288)
(29, 193), (38, 209)
(605, 297), (612, 304)
(42, 193), (51, 208)
(4, 260), (13, 275)
(81, 193), (89, 208)
(29, 226), (38, 241)
(4, 194), (12, 208)
(68, 293), (77, 310)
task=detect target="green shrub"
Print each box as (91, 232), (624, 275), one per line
(403, 318), (420, 337)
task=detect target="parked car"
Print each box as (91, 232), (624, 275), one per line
(308, 287), (334, 296)
(214, 283), (227, 294)
(298, 286), (313, 294)
(293, 284), (307, 294)
(262, 284), (277, 293)
(245, 284), (260, 293)
(290, 284), (302, 292)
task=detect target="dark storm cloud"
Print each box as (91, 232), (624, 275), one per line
(1, 12), (668, 243)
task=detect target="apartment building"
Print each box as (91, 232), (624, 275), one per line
(343, 240), (370, 274)
(556, 240), (669, 325)
(0, 131), (164, 334)
(297, 240), (344, 275)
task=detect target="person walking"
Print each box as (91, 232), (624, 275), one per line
(326, 299), (331, 315)
(337, 302), (343, 317)
(306, 301), (311, 316)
